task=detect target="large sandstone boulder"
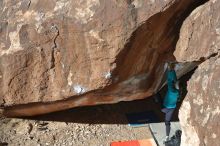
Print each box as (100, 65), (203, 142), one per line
(2, 0), (219, 145)
(1, 0), (203, 117)
(175, 0), (220, 145)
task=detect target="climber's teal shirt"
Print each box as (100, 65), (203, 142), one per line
(163, 70), (179, 108)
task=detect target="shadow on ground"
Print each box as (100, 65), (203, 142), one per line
(24, 68), (195, 125)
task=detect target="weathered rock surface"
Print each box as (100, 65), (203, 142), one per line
(1, 0), (220, 145)
(175, 0), (220, 145)
(0, 0), (204, 117)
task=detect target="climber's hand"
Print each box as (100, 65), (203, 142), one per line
(164, 62), (168, 71)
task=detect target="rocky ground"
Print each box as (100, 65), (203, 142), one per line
(0, 97), (163, 146)
(0, 117), (150, 146)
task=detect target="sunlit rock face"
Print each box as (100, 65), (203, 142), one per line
(0, 0), (204, 117)
(175, 0), (220, 145)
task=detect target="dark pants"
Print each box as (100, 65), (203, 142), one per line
(162, 108), (175, 137)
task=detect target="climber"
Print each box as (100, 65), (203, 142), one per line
(162, 61), (180, 143)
